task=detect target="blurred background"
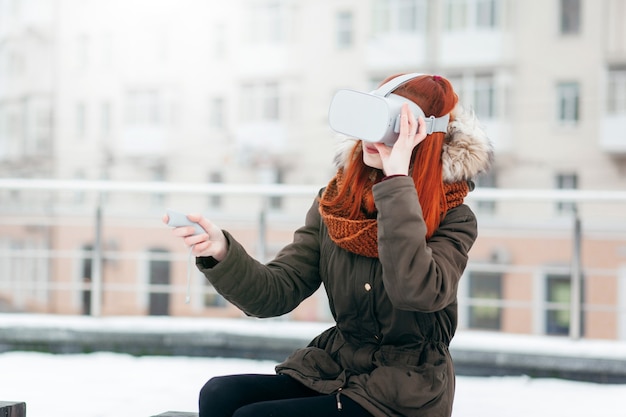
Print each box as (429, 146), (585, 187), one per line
(1, 0), (626, 343)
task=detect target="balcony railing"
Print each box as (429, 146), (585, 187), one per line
(1, 178), (626, 341)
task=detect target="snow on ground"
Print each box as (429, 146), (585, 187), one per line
(1, 350), (625, 417)
(2, 315), (626, 416)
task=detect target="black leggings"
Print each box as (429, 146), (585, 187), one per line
(198, 373), (374, 417)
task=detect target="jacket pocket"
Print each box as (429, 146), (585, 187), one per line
(365, 345), (450, 412)
(275, 347), (346, 394)
(366, 362), (448, 410)
(277, 347), (342, 379)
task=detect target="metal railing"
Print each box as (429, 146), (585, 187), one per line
(1, 178), (626, 341)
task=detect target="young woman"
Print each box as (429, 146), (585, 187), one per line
(165, 73), (492, 417)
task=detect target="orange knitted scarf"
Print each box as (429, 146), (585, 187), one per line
(319, 171), (469, 258)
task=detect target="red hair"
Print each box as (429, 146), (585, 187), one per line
(320, 74), (458, 238)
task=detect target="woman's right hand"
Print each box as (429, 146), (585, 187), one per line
(373, 103), (427, 176)
(162, 213), (228, 261)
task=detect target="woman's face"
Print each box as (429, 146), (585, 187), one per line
(361, 141), (384, 169)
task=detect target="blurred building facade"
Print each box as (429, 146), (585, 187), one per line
(1, 0), (626, 340)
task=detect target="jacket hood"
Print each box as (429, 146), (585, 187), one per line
(332, 104), (493, 183)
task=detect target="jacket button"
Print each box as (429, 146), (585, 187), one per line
(364, 283), (372, 291)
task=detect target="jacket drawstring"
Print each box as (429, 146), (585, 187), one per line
(335, 388), (343, 411)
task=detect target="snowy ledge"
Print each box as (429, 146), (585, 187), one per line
(1, 314), (626, 383)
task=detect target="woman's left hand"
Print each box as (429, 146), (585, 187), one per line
(374, 103), (427, 176)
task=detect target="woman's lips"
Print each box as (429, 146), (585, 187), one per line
(364, 144), (379, 154)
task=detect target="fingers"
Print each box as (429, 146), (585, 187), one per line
(170, 213), (209, 244)
(373, 142), (391, 158)
(415, 116), (427, 143)
(186, 213), (203, 223)
(188, 239), (215, 256)
(167, 213), (227, 260)
(171, 225), (204, 238)
(186, 213), (212, 234)
(399, 104), (418, 139)
(174, 226), (209, 254)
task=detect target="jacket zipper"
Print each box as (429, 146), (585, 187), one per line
(335, 387), (343, 411)
(368, 264), (381, 341)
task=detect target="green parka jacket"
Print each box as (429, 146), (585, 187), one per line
(196, 104), (492, 417)
(197, 176), (477, 417)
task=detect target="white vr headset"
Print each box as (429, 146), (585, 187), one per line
(328, 73), (450, 146)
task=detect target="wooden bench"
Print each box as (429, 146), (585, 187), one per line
(0, 401), (26, 417)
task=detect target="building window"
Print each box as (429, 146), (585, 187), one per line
(447, 73), (498, 119)
(101, 102), (111, 137)
(148, 248), (170, 316)
(76, 35), (90, 72)
(444, 0), (468, 30)
(211, 23), (227, 59)
(544, 272), (584, 336)
(545, 274), (570, 335)
(560, 0), (581, 35)
(100, 33), (113, 68)
(204, 280), (227, 308)
(264, 83), (280, 120)
(476, 0), (498, 28)
(467, 271), (502, 330)
(474, 170), (496, 214)
(74, 170), (86, 204)
(336, 11), (354, 49)
(76, 102), (86, 138)
(209, 97), (225, 129)
(25, 99), (53, 154)
(247, 2), (285, 44)
(270, 167), (284, 210)
(6, 50), (24, 77)
(373, 0), (427, 34)
(474, 74), (496, 119)
(126, 90), (160, 127)
(151, 166), (165, 207)
(1, 106), (20, 146)
(444, 0), (499, 31)
(240, 82), (280, 122)
(556, 172), (578, 214)
(80, 244), (95, 315)
(607, 68), (626, 115)
(0, 106), (8, 154)
(35, 105), (52, 151)
(208, 171), (223, 209)
(258, 166), (284, 210)
(557, 82), (580, 123)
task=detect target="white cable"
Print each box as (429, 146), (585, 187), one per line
(185, 244), (194, 304)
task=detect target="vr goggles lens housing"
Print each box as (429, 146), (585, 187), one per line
(327, 73), (450, 146)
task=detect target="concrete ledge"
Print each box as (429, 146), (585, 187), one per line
(2, 315), (626, 384)
(0, 401), (26, 417)
(151, 412), (197, 417)
(451, 348), (626, 383)
(0, 326), (304, 362)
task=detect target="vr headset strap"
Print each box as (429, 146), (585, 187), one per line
(371, 73), (425, 97)
(395, 113), (449, 135)
(426, 114), (450, 134)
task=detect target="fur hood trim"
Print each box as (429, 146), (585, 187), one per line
(442, 104), (493, 182)
(332, 104), (493, 182)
